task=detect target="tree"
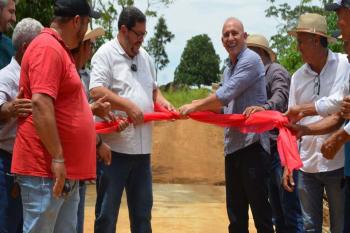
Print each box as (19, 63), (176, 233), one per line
(14, 1), (174, 44)
(265, 0), (343, 73)
(93, 0), (174, 42)
(174, 34), (220, 88)
(146, 16), (174, 80)
(15, 0), (53, 27)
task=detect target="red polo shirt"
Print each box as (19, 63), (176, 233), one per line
(12, 28), (96, 180)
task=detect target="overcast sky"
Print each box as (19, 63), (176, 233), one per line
(130, 0), (301, 85)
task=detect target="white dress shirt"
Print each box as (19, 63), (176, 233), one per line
(289, 50), (347, 173)
(90, 39), (156, 155)
(313, 53), (350, 134)
(0, 57), (20, 153)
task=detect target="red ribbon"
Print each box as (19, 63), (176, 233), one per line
(95, 104), (302, 172)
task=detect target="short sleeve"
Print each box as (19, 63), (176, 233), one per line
(89, 48), (112, 90)
(28, 46), (63, 99)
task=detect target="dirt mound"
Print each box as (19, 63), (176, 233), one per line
(152, 120), (225, 185)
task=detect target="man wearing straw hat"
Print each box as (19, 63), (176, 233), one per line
(243, 34), (303, 233)
(284, 13), (348, 233)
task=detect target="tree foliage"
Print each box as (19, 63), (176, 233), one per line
(146, 16), (174, 80)
(14, 0), (173, 44)
(174, 34), (220, 88)
(93, 0), (174, 42)
(15, 0), (53, 27)
(265, 0), (343, 73)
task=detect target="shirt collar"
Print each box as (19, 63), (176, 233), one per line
(304, 49), (336, 76)
(114, 38), (127, 56)
(227, 46), (247, 69)
(41, 28), (74, 55)
(10, 57), (21, 72)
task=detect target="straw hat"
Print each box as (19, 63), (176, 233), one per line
(288, 13), (336, 43)
(247, 34), (276, 61)
(83, 27), (105, 41)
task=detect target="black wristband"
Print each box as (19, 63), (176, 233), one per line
(96, 135), (103, 148)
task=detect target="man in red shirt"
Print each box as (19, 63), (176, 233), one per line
(11, 1), (100, 232)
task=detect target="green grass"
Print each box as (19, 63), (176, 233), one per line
(162, 88), (211, 108)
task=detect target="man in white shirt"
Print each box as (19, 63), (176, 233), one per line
(0, 18), (42, 233)
(89, 6), (173, 233)
(285, 13), (348, 233)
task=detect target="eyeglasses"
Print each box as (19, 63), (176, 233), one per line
(129, 28), (147, 40)
(314, 75), (320, 96)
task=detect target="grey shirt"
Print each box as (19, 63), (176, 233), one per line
(263, 62), (290, 143)
(263, 62), (290, 112)
(216, 47), (269, 155)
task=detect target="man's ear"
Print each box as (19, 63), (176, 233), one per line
(243, 32), (248, 40)
(120, 25), (128, 34)
(72, 15), (81, 29)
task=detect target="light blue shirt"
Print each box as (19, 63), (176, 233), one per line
(216, 47), (269, 155)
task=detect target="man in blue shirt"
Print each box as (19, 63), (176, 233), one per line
(0, 0), (16, 69)
(179, 17), (273, 233)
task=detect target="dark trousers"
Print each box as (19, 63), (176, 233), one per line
(225, 142), (274, 233)
(344, 176), (350, 233)
(94, 152), (153, 233)
(269, 144), (304, 233)
(0, 150), (23, 233)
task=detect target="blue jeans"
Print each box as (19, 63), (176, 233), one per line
(17, 176), (79, 233)
(0, 151), (23, 233)
(77, 181), (86, 233)
(94, 152), (153, 233)
(225, 142), (274, 233)
(268, 145), (304, 233)
(298, 168), (345, 233)
(344, 177), (350, 233)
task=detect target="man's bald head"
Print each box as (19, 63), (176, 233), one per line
(222, 17), (244, 34)
(221, 17), (247, 63)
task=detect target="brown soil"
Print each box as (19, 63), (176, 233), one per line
(151, 120), (225, 185)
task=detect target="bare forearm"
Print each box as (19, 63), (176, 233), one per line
(154, 88), (166, 104)
(90, 86), (134, 112)
(32, 94), (63, 159)
(330, 129), (350, 146)
(194, 94), (223, 112)
(297, 103), (318, 116)
(0, 102), (13, 121)
(303, 113), (344, 135)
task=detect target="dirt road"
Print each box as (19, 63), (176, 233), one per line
(152, 120), (225, 185)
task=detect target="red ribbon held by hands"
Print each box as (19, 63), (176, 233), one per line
(95, 104), (302, 172)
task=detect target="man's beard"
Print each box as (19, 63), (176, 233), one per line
(125, 35), (140, 56)
(75, 24), (86, 47)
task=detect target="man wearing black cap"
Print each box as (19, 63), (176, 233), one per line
(326, 0), (350, 40)
(11, 1), (101, 233)
(283, 2), (350, 233)
(321, 2), (350, 233)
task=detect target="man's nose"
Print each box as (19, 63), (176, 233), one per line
(12, 14), (16, 23)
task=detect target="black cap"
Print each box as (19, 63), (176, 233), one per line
(325, 0), (350, 11)
(54, 0), (101, 19)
